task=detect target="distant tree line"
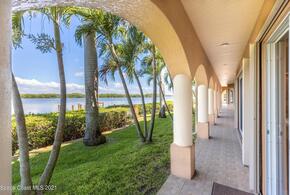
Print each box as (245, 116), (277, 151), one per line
(20, 93), (159, 98)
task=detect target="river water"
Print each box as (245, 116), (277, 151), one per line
(13, 97), (173, 114)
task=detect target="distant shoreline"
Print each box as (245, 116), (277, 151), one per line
(20, 93), (171, 99)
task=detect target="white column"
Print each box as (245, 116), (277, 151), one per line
(198, 85), (208, 123)
(213, 90), (217, 115)
(197, 85), (209, 139)
(208, 88), (214, 115)
(0, 0), (12, 193)
(173, 74), (192, 146)
(216, 90), (220, 114)
(171, 74), (195, 180)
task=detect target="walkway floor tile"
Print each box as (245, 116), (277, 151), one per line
(158, 106), (250, 195)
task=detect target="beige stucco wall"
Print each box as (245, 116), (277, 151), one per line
(260, 2), (290, 194)
(233, 1), (289, 193)
(151, 0), (219, 85)
(235, 0), (276, 78)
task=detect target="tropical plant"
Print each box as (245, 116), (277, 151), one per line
(98, 13), (145, 142)
(12, 73), (34, 195)
(12, 12), (34, 195)
(120, 25), (149, 138)
(27, 7), (72, 189)
(73, 8), (106, 146)
(140, 43), (158, 142)
(141, 45), (173, 123)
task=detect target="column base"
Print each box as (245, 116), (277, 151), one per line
(170, 143), (195, 179)
(197, 122), (209, 139)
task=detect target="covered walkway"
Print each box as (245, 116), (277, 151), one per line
(158, 105), (250, 195)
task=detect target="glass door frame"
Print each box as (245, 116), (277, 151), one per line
(266, 13), (290, 195)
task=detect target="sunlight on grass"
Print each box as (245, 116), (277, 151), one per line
(12, 118), (173, 195)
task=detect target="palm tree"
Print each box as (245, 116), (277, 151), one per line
(98, 13), (145, 142)
(12, 74), (34, 195)
(140, 42), (158, 142)
(27, 7), (71, 188)
(73, 8), (106, 146)
(164, 68), (174, 91)
(141, 49), (173, 119)
(12, 12), (34, 195)
(121, 25), (149, 137)
(160, 68), (173, 119)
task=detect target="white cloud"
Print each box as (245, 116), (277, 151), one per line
(113, 82), (122, 88)
(15, 77), (85, 94)
(14, 77), (173, 96)
(74, 71), (84, 77)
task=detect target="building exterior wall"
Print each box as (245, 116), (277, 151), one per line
(260, 2), (290, 194)
(232, 1), (290, 194)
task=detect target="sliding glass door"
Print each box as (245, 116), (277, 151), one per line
(266, 16), (289, 194)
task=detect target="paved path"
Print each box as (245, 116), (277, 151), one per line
(158, 106), (250, 195)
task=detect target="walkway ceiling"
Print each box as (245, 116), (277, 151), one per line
(181, 0), (264, 86)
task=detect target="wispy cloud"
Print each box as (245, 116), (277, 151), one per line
(113, 82), (122, 88)
(15, 77), (172, 95)
(15, 77), (126, 94)
(74, 71), (84, 77)
(15, 77), (85, 94)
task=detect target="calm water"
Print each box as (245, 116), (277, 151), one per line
(13, 97), (173, 114)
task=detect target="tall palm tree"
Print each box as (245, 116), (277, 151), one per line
(98, 13), (145, 142)
(12, 12), (34, 195)
(121, 25), (148, 137)
(140, 44), (157, 142)
(12, 74), (34, 195)
(141, 50), (173, 119)
(73, 8), (106, 146)
(27, 7), (71, 188)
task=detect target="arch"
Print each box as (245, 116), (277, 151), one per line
(12, 0), (191, 78)
(194, 64), (208, 86)
(214, 82), (219, 92)
(208, 77), (215, 90)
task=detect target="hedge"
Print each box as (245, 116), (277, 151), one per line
(107, 101), (173, 115)
(12, 109), (130, 154)
(12, 102), (174, 155)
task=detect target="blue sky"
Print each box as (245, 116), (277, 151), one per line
(12, 13), (168, 95)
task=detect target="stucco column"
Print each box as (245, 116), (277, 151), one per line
(196, 85), (209, 139)
(0, 0), (12, 194)
(170, 74), (195, 179)
(213, 90), (217, 123)
(208, 88), (214, 124)
(216, 91), (221, 115)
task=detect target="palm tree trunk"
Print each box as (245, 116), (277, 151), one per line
(38, 14), (66, 188)
(110, 43), (145, 142)
(147, 46), (157, 142)
(158, 80), (166, 118)
(159, 81), (173, 120)
(12, 74), (34, 195)
(83, 32), (105, 146)
(133, 70), (147, 137)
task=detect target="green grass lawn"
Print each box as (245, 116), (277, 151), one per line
(12, 117), (173, 195)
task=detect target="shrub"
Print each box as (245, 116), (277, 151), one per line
(135, 101), (173, 115)
(12, 109), (130, 155)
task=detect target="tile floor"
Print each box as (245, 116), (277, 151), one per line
(158, 106), (250, 195)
